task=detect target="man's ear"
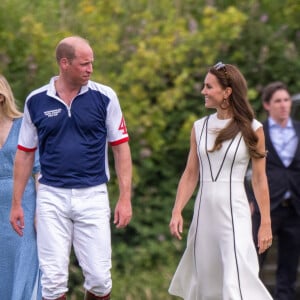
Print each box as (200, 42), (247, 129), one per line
(263, 101), (270, 112)
(60, 58), (70, 70)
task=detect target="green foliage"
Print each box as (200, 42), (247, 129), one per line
(1, 0), (300, 298)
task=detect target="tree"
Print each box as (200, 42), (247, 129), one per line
(0, 0), (299, 298)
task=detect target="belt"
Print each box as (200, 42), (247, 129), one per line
(281, 198), (292, 207)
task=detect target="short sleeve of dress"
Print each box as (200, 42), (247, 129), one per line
(252, 119), (262, 131)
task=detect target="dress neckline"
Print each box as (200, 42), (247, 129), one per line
(213, 113), (232, 121)
(0, 118), (17, 150)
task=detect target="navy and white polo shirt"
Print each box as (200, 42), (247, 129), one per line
(18, 76), (129, 188)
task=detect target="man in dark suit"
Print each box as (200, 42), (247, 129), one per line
(252, 81), (300, 300)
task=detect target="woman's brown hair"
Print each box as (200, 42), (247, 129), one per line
(208, 63), (265, 159)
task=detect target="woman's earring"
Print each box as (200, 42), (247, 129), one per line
(220, 98), (229, 110)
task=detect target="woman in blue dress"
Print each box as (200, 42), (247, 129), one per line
(0, 74), (41, 299)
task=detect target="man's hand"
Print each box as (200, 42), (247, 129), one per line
(114, 199), (132, 229)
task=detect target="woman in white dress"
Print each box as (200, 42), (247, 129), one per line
(169, 62), (273, 300)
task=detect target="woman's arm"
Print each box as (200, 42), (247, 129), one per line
(169, 126), (200, 240)
(251, 127), (272, 254)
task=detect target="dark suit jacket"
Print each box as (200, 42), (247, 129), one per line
(263, 119), (300, 215)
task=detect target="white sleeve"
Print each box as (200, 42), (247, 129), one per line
(252, 119), (262, 132)
(18, 103), (38, 151)
(105, 89), (129, 145)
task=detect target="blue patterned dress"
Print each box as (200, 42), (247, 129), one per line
(0, 117), (42, 300)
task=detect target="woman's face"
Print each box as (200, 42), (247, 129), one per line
(201, 72), (227, 109)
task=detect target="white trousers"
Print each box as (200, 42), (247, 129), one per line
(36, 184), (112, 299)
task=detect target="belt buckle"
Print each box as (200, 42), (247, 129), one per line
(281, 199), (290, 207)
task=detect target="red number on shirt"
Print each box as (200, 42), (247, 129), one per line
(118, 117), (128, 134)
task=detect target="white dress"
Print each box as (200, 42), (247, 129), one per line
(169, 113), (273, 300)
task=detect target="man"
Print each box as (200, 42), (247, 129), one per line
(10, 36), (132, 300)
(252, 81), (300, 300)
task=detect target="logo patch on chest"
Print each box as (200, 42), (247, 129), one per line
(44, 108), (62, 117)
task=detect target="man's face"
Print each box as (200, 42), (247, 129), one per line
(263, 89), (292, 123)
(66, 45), (94, 86)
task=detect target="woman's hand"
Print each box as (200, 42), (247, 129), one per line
(257, 222), (273, 254)
(169, 212), (184, 240)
